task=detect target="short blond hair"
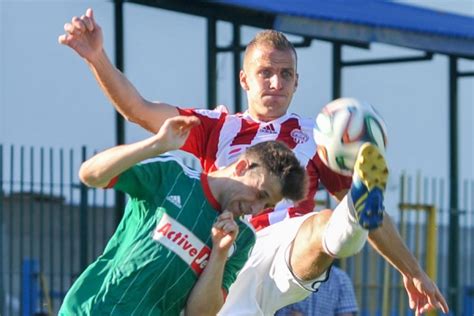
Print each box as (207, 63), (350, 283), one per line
(244, 30), (297, 66)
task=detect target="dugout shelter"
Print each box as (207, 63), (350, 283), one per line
(110, 0), (474, 313)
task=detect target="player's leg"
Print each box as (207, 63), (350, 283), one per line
(290, 142), (388, 280)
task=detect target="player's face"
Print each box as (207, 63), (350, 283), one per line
(240, 45), (298, 122)
(223, 166), (283, 218)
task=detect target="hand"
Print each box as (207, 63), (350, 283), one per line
(402, 273), (449, 315)
(58, 8), (103, 61)
(211, 211), (239, 254)
(153, 116), (200, 152)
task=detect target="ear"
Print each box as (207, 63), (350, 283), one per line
(234, 158), (249, 176)
(240, 70), (249, 91)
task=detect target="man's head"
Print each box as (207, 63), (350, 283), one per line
(240, 30), (299, 122)
(216, 141), (308, 217)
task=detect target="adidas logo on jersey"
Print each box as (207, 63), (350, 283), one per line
(259, 124), (277, 134)
(166, 195), (182, 208)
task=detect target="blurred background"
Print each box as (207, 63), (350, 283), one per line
(0, 0), (473, 315)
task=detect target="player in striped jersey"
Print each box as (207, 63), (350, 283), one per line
(59, 9), (449, 315)
(58, 115), (308, 315)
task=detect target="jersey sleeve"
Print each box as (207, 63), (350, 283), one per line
(177, 107), (226, 163)
(111, 158), (172, 199)
(221, 221), (256, 293)
(314, 153), (352, 195)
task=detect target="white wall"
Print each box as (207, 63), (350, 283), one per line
(0, 1), (473, 204)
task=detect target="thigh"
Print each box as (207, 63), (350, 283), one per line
(290, 210), (334, 280)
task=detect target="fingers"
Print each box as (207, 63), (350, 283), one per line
(424, 286), (449, 314)
(86, 8), (94, 23)
(59, 23), (76, 46)
(179, 115), (201, 128)
(73, 16), (86, 32)
(80, 14), (94, 32)
(414, 303), (420, 316)
(66, 17), (89, 34)
(213, 211), (237, 234)
(60, 10), (95, 43)
(58, 34), (68, 45)
(168, 115), (201, 133)
(416, 291), (449, 315)
(434, 290), (449, 314)
(404, 276), (446, 315)
(431, 285), (449, 313)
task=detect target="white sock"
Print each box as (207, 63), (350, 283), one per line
(322, 194), (368, 258)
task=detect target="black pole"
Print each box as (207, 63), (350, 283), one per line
(207, 17), (217, 109)
(80, 146), (89, 271)
(332, 43), (342, 100)
(328, 42), (343, 209)
(330, 42), (344, 266)
(233, 23), (242, 113)
(448, 56), (459, 314)
(114, 0), (126, 225)
(0, 145), (4, 315)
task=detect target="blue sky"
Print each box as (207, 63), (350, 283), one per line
(0, 0), (472, 210)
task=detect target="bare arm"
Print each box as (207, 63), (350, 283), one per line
(185, 211), (239, 315)
(59, 8), (178, 133)
(368, 213), (449, 315)
(79, 116), (199, 188)
(85, 50), (178, 133)
(333, 189), (448, 314)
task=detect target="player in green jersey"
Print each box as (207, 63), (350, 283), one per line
(59, 115), (307, 315)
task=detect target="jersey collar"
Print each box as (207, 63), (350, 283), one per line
(200, 172), (222, 211)
(242, 110), (293, 125)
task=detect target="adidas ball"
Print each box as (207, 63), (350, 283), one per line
(313, 98), (388, 176)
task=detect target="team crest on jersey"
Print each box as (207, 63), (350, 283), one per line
(290, 129), (309, 144)
(152, 212), (211, 275)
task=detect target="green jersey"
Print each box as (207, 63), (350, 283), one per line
(59, 155), (256, 316)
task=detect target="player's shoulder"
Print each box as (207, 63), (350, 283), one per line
(140, 154), (201, 180)
(287, 112), (315, 128)
(185, 106), (229, 120)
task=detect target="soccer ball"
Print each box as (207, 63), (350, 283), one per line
(313, 98), (387, 176)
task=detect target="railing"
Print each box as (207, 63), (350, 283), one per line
(1, 144), (473, 315)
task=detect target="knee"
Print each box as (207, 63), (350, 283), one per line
(311, 209), (332, 227)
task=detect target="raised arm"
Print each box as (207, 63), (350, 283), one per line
(185, 211), (239, 315)
(58, 8), (178, 133)
(368, 214), (449, 315)
(331, 189), (448, 315)
(79, 116), (199, 188)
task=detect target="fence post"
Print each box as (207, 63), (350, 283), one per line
(0, 144), (4, 315)
(80, 146), (88, 271)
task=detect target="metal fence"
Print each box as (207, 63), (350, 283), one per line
(0, 144), (118, 315)
(338, 173), (474, 316)
(1, 144), (473, 315)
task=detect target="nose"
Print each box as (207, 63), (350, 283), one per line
(269, 74), (283, 90)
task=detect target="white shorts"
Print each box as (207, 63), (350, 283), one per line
(218, 213), (330, 316)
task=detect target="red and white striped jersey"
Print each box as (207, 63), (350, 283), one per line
(178, 107), (351, 231)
